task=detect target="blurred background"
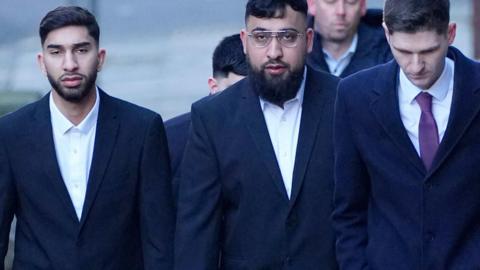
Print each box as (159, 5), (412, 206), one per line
(0, 0), (476, 268)
(0, 0), (475, 120)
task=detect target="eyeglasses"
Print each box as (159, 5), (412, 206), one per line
(247, 30), (305, 48)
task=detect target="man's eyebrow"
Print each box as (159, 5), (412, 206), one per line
(46, 42), (92, 49)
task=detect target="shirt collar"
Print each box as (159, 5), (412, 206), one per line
(260, 66), (306, 110)
(399, 57), (454, 104)
(50, 88), (100, 135)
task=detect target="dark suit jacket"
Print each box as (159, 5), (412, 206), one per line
(175, 67), (339, 270)
(307, 12), (392, 78)
(0, 90), (174, 270)
(164, 112), (191, 205)
(165, 113), (191, 172)
(333, 47), (480, 269)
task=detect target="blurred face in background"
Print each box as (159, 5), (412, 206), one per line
(308, 0), (366, 44)
(208, 72), (245, 94)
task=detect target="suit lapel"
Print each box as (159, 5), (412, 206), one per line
(33, 94), (79, 222)
(288, 69), (328, 206)
(241, 79), (289, 200)
(369, 62), (426, 174)
(428, 48), (480, 175)
(79, 90), (120, 228)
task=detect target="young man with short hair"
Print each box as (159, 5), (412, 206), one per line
(333, 0), (480, 268)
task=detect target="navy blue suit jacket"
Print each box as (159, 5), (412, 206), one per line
(0, 90), (174, 270)
(165, 112), (191, 178)
(175, 67), (339, 270)
(333, 47), (480, 269)
(164, 112), (191, 202)
(307, 16), (392, 78)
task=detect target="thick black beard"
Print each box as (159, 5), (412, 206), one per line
(248, 60), (304, 107)
(47, 71), (97, 103)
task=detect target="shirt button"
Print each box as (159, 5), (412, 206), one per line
(73, 149), (78, 154)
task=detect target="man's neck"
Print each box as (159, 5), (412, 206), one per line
(321, 35), (355, 60)
(52, 89), (97, 126)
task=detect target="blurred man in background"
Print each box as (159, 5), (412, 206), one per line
(306, 0), (391, 77)
(165, 33), (247, 196)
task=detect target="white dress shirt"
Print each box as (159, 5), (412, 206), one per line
(260, 69), (305, 199)
(323, 34), (358, 76)
(50, 89), (100, 220)
(398, 58), (454, 155)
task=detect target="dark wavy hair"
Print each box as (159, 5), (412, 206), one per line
(39, 6), (99, 45)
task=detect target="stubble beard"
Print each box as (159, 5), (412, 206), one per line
(47, 70), (97, 103)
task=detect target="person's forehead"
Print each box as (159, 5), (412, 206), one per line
(389, 30), (445, 50)
(44, 25), (93, 46)
(246, 9), (306, 30)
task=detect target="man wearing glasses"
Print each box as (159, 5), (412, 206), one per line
(174, 0), (338, 269)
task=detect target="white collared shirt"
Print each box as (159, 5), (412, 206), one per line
(50, 88), (100, 220)
(323, 34), (358, 76)
(398, 58), (454, 155)
(260, 69), (306, 199)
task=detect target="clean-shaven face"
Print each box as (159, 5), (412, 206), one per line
(385, 23), (456, 90)
(309, 0), (366, 43)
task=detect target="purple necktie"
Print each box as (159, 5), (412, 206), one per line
(416, 92), (439, 170)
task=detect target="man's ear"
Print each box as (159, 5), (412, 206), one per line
(96, 48), (106, 72)
(306, 0), (316, 16)
(37, 52), (47, 76)
(240, 29), (248, 54)
(382, 22), (391, 44)
(208, 77), (219, 94)
(447, 22), (457, 45)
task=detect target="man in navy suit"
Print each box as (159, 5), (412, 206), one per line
(306, 0), (391, 77)
(164, 34), (247, 186)
(0, 6), (174, 270)
(333, 0), (480, 269)
(174, 0), (338, 269)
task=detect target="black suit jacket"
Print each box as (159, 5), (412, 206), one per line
(333, 47), (480, 269)
(175, 67), (339, 270)
(0, 90), (174, 270)
(164, 112), (191, 204)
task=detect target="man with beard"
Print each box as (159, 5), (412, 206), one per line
(0, 6), (174, 270)
(165, 34), (247, 204)
(174, 0), (339, 269)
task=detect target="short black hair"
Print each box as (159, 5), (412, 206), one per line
(212, 34), (247, 79)
(245, 0), (308, 22)
(384, 0), (450, 34)
(39, 6), (100, 45)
